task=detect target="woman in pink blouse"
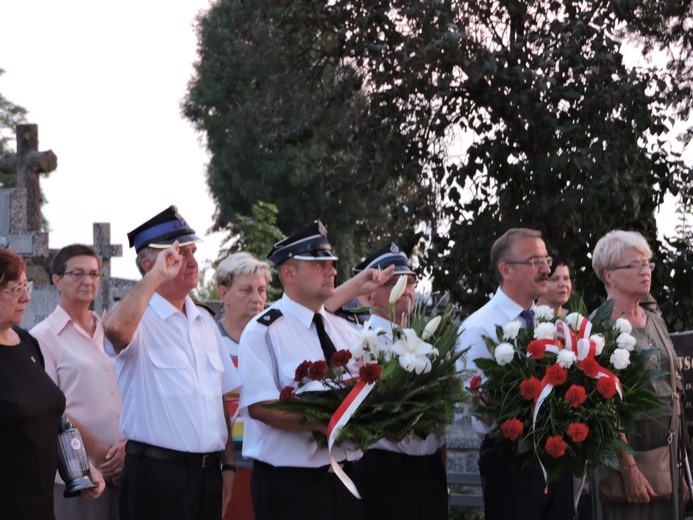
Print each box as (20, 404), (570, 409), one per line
(32, 244), (124, 520)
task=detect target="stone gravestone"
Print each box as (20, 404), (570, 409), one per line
(671, 331), (693, 437)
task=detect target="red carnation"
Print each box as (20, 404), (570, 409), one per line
(294, 360), (311, 381)
(564, 385), (587, 408)
(468, 375), (483, 392)
(545, 364), (567, 386)
(579, 357), (599, 378)
(567, 423), (589, 443)
(359, 363), (382, 384)
(279, 386), (296, 401)
(545, 435), (567, 458)
(527, 340), (546, 360)
(308, 360), (328, 381)
(597, 377), (618, 399)
(500, 418), (524, 441)
(520, 377), (542, 400)
(330, 349), (353, 368)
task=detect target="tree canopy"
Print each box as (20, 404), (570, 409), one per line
(185, 0), (692, 328)
(0, 68), (28, 188)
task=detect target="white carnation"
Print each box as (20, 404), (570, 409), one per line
(616, 333), (637, 352)
(494, 343), (515, 366)
(534, 305), (555, 321)
(556, 349), (577, 369)
(565, 312), (584, 329)
(614, 317), (633, 334)
(502, 320), (522, 341)
(610, 348), (631, 369)
(590, 334), (605, 356)
(533, 322), (556, 340)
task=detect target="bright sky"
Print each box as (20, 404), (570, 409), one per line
(0, 0), (220, 280)
(0, 1), (684, 285)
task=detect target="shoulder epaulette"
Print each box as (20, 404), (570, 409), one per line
(193, 300), (216, 318)
(258, 308), (283, 327)
(332, 307), (370, 325)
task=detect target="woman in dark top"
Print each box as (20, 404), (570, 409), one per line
(0, 248), (104, 519)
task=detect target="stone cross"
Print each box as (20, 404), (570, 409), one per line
(92, 223), (123, 315)
(0, 124), (57, 233)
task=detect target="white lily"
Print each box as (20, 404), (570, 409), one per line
(391, 328), (439, 374)
(388, 275), (408, 304)
(351, 320), (387, 358)
(421, 316), (442, 340)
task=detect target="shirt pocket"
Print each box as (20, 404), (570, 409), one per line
(148, 348), (195, 397)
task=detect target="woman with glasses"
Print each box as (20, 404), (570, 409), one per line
(32, 244), (123, 520)
(592, 230), (688, 519)
(0, 247), (104, 519)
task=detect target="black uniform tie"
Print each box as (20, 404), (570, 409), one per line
(313, 313), (337, 361)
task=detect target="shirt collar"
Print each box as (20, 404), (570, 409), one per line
(494, 287), (535, 322)
(281, 294), (325, 330)
(150, 293), (201, 322)
(48, 305), (101, 335)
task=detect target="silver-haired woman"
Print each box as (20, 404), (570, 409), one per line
(592, 230), (689, 520)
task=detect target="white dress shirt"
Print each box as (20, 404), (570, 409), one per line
(105, 293), (240, 453)
(456, 287), (532, 436)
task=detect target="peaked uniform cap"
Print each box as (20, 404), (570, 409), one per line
(266, 220), (338, 266)
(127, 205), (201, 253)
(352, 242), (415, 275)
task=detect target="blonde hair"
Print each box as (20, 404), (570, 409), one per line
(591, 230), (652, 283)
(216, 252), (271, 287)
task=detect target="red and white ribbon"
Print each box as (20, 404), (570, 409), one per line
(326, 379), (376, 498)
(530, 317), (622, 486)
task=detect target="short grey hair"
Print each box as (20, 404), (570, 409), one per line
(216, 252), (271, 287)
(490, 228), (543, 283)
(135, 247), (160, 276)
(592, 230), (652, 283)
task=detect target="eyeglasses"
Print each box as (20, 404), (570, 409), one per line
(609, 262), (655, 273)
(504, 256), (553, 269)
(382, 276), (417, 288)
(62, 270), (104, 281)
(1, 281), (33, 298)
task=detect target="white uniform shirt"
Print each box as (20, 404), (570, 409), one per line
(366, 313), (444, 455)
(105, 293), (240, 453)
(238, 294), (362, 467)
(456, 287), (531, 436)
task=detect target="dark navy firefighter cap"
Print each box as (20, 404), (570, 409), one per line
(352, 242), (415, 276)
(266, 220), (339, 266)
(127, 205), (201, 253)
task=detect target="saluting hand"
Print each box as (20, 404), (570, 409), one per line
(151, 241), (183, 281)
(354, 265), (396, 295)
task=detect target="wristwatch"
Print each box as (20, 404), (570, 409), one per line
(221, 463), (238, 474)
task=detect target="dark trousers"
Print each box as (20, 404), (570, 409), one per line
(119, 441), (223, 520)
(251, 459), (363, 520)
(479, 437), (574, 520)
(351, 448), (448, 520)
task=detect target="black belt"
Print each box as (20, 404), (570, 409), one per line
(253, 459), (342, 473)
(126, 440), (221, 469)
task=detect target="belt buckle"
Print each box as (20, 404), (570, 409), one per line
(201, 453), (213, 469)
